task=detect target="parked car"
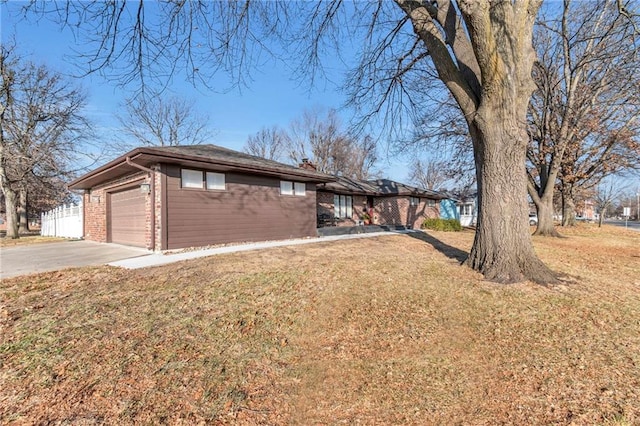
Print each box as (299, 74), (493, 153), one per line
(529, 213), (538, 226)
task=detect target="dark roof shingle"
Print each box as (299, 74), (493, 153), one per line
(319, 176), (446, 199)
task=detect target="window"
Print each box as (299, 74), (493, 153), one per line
(181, 169), (203, 189)
(294, 182), (306, 196)
(206, 172), (225, 190)
(461, 204), (473, 216)
(426, 199), (436, 207)
(334, 194), (353, 219)
(281, 181), (306, 196)
(410, 197), (420, 206)
(280, 181), (294, 195)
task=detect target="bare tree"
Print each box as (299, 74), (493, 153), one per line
(243, 126), (287, 162)
(286, 108), (379, 179)
(1, 46), (91, 238)
(407, 94), (476, 183)
(408, 159), (449, 191)
(117, 95), (214, 149)
(527, 0), (640, 234)
(594, 178), (629, 227)
(21, 1), (570, 283)
(287, 108), (341, 173)
(349, 135), (380, 181)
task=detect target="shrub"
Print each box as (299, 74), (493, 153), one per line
(422, 218), (463, 232)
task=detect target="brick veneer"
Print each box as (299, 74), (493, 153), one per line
(153, 165), (162, 251)
(373, 196), (439, 228)
(317, 191), (334, 218)
(317, 190), (439, 229)
(82, 171), (149, 245)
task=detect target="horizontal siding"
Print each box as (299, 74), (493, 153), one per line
(165, 165), (317, 249)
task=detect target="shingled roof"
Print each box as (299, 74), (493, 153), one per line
(318, 176), (446, 199)
(69, 144), (334, 190)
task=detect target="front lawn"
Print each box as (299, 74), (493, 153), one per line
(1, 225), (639, 424)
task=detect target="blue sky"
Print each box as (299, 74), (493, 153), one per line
(1, 2), (411, 181)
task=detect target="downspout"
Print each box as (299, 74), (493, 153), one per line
(125, 157), (156, 251)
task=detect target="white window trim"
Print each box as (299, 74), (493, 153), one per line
(281, 180), (306, 196)
(410, 197), (420, 206)
(334, 194), (353, 219)
(294, 182), (306, 196)
(181, 169), (203, 189)
(280, 181), (294, 195)
(206, 172), (226, 190)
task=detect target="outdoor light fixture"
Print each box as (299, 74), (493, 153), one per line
(140, 183), (151, 194)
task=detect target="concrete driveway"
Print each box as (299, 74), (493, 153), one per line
(0, 240), (150, 279)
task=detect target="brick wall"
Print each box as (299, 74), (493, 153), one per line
(83, 171), (148, 244)
(373, 196), (439, 229)
(317, 191), (334, 217)
(318, 191), (440, 229)
(318, 191), (370, 227)
(317, 191), (440, 229)
(153, 165), (162, 251)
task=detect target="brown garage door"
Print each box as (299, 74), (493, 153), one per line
(109, 186), (146, 247)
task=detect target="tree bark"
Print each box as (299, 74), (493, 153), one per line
(465, 114), (557, 284)
(561, 186), (577, 226)
(597, 205), (606, 227)
(18, 186), (28, 233)
(0, 132), (19, 239)
(0, 181), (19, 238)
(532, 193), (560, 237)
(528, 174), (561, 237)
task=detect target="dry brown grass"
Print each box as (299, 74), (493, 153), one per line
(1, 224), (639, 424)
(0, 235), (67, 248)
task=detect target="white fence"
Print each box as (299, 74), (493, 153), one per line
(40, 202), (83, 239)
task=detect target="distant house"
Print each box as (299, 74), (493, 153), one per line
(457, 192), (478, 227)
(68, 145), (333, 251)
(316, 176), (446, 229)
(577, 199), (597, 221)
(439, 194), (461, 221)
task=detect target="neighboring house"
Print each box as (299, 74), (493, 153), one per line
(316, 176), (445, 229)
(577, 199), (596, 221)
(68, 145), (333, 251)
(439, 195), (461, 221)
(457, 192), (478, 227)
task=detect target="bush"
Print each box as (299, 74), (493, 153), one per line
(421, 218), (463, 232)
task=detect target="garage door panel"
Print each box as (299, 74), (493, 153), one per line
(109, 187), (146, 247)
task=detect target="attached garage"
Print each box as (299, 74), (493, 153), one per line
(108, 186), (147, 247)
(68, 145), (332, 251)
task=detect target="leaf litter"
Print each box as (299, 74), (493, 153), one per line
(1, 224), (639, 424)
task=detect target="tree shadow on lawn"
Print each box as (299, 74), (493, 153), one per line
(405, 231), (469, 263)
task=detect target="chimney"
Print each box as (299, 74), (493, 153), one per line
(299, 158), (317, 171)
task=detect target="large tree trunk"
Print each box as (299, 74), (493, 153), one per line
(465, 116), (557, 284)
(396, 0), (555, 283)
(1, 183), (19, 239)
(0, 142), (19, 238)
(18, 186), (29, 233)
(533, 196), (559, 237)
(561, 185), (577, 226)
(529, 179), (561, 237)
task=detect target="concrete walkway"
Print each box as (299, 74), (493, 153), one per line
(109, 230), (415, 270)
